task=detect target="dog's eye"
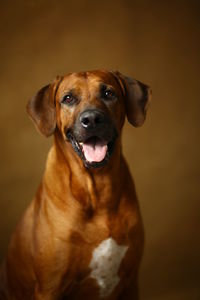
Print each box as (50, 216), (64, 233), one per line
(101, 86), (116, 101)
(61, 94), (76, 105)
(105, 90), (115, 99)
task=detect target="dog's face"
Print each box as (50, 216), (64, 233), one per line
(27, 70), (151, 168)
(55, 71), (125, 168)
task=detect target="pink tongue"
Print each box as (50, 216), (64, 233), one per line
(82, 139), (108, 163)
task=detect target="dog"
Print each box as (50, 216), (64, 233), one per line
(0, 70), (151, 299)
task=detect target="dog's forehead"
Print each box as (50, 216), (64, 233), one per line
(57, 70), (119, 95)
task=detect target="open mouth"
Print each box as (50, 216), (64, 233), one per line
(66, 132), (115, 168)
(80, 137), (108, 163)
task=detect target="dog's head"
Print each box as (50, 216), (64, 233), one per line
(27, 70), (151, 168)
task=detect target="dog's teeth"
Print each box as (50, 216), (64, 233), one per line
(79, 142), (83, 146)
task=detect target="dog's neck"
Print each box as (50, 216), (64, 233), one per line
(43, 129), (126, 212)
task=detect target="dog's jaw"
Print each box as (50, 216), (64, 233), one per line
(65, 130), (117, 169)
(80, 138), (108, 163)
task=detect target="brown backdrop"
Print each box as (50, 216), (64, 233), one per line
(0, 0), (200, 299)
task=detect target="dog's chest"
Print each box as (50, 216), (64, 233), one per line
(89, 237), (128, 298)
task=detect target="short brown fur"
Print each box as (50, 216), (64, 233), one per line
(0, 70), (151, 300)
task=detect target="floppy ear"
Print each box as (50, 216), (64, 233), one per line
(115, 72), (152, 127)
(26, 76), (62, 137)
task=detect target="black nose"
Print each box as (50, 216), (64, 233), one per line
(80, 110), (105, 129)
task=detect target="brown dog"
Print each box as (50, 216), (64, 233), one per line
(0, 70), (151, 299)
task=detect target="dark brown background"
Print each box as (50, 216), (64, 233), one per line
(0, 0), (200, 299)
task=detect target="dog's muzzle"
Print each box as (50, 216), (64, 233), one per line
(66, 109), (117, 168)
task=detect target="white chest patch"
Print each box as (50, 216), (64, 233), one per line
(89, 237), (128, 298)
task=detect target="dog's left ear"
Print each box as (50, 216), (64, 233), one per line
(27, 76), (62, 137)
(114, 72), (152, 127)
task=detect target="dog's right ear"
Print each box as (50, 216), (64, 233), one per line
(27, 76), (62, 137)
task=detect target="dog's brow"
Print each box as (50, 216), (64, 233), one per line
(99, 82), (115, 90)
(64, 88), (77, 95)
